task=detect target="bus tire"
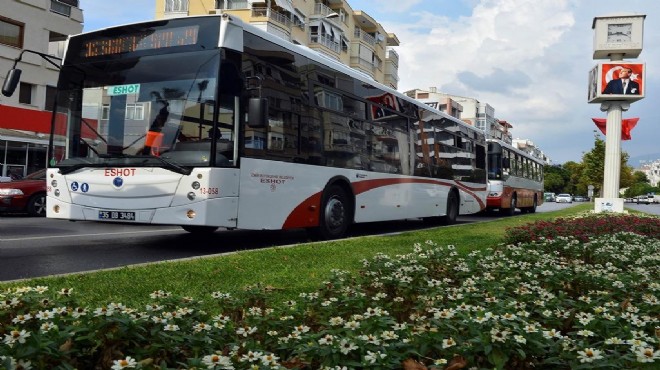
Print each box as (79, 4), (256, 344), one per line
(312, 185), (351, 240)
(504, 194), (516, 216)
(27, 193), (47, 217)
(524, 196), (538, 214)
(181, 225), (219, 234)
(443, 190), (459, 225)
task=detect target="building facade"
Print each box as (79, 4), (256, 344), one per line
(639, 159), (660, 187)
(155, 0), (400, 88)
(0, 0), (83, 178)
(405, 87), (551, 164)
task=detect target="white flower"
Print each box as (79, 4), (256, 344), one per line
(634, 346), (660, 363)
(111, 356), (137, 369)
(576, 348), (604, 363)
(543, 329), (562, 339)
(442, 337), (456, 349)
(364, 350), (386, 364)
(3, 329), (31, 347)
(338, 339), (358, 354)
(163, 324), (180, 332)
(202, 354), (234, 368)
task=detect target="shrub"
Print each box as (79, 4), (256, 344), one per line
(503, 213), (660, 245)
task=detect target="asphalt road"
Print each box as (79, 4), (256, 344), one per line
(0, 202), (603, 282)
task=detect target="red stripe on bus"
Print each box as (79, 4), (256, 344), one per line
(283, 178), (486, 229)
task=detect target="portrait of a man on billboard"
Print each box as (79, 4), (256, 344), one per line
(588, 62), (645, 104)
(601, 63), (643, 95)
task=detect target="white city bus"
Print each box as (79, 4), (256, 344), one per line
(486, 139), (544, 215)
(3, 14), (487, 238)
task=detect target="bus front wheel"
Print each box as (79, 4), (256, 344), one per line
(312, 185), (351, 240)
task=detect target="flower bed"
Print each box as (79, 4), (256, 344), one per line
(504, 212), (660, 245)
(2, 218), (659, 369)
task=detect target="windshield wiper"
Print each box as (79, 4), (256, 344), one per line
(143, 155), (192, 175)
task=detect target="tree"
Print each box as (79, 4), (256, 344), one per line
(544, 165), (570, 193)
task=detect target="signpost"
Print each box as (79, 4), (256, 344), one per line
(589, 14), (645, 213)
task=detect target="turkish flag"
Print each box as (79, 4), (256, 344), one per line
(591, 118), (639, 140)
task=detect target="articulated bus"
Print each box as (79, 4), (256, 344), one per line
(486, 139), (544, 215)
(2, 14), (487, 239)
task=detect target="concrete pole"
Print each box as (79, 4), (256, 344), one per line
(599, 101), (629, 198)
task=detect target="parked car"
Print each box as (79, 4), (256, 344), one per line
(633, 195), (651, 204)
(573, 195), (589, 202)
(555, 193), (573, 203)
(0, 169), (47, 216)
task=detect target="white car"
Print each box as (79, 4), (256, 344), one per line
(555, 193), (573, 203)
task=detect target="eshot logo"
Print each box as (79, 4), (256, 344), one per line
(107, 84), (140, 96)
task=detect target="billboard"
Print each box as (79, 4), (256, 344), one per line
(588, 62), (645, 103)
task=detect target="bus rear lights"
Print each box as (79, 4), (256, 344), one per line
(187, 192), (196, 201)
(186, 210), (196, 219)
(191, 181), (201, 190)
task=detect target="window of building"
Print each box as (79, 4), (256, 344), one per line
(45, 86), (57, 111)
(0, 16), (24, 48)
(101, 104), (110, 120)
(165, 0), (189, 12)
(125, 103), (144, 120)
(19, 82), (33, 105)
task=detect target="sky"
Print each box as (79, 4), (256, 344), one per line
(80, 0), (660, 165)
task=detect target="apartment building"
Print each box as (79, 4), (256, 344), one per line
(405, 88), (551, 164)
(0, 0), (83, 178)
(155, 0), (400, 88)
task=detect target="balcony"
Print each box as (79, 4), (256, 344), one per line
(252, 8), (291, 29)
(309, 33), (340, 54)
(354, 28), (376, 46)
(313, 3), (338, 20)
(50, 0), (78, 17)
(386, 48), (399, 66)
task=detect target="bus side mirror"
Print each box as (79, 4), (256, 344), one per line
(2, 68), (22, 97)
(248, 97), (268, 128)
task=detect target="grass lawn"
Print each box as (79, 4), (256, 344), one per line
(1, 204), (595, 310)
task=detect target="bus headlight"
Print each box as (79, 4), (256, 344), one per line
(53, 205), (60, 213)
(187, 192), (196, 201)
(51, 179), (58, 187)
(54, 189), (60, 197)
(186, 210), (196, 219)
(488, 192), (502, 197)
(191, 181), (200, 190)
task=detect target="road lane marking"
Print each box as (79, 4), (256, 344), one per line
(0, 228), (183, 242)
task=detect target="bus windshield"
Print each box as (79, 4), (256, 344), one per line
(52, 50), (237, 173)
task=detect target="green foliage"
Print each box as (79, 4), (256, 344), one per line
(1, 218), (659, 369)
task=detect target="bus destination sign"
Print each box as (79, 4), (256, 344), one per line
(82, 25), (199, 58)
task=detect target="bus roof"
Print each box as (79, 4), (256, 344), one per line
(68, 14), (477, 135)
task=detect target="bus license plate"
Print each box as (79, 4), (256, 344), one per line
(99, 210), (136, 221)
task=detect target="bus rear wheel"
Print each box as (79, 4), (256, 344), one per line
(311, 185), (351, 240)
(181, 225), (219, 234)
(423, 190), (458, 225)
(504, 195), (516, 216)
